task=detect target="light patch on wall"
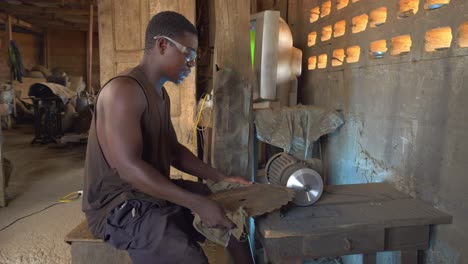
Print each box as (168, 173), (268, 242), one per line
(310, 6), (320, 23)
(308, 56), (317, 70)
(321, 25), (333, 41)
(424, 0), (450, 10)
(336, 0), (349, 10)
(334, 20), (346, 37)
(346, 46), (360, 63)
(370, 40), (388, 58)
(458, 22), (468, 48)
(370, 7), (387, 27)
(321, 1), (332, 18)
(425, 27), (453, 52)
(352, 0), (360, 2)
(308, 32), (317, 47)
(332, 49), (345, 66)
(352, 14), (368, 34)
(398, 0), (419, 18)
(391, 35), (412, 56)
(318, 54), (328, 69)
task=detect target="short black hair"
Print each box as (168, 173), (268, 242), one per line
(144, 11), (197, 54)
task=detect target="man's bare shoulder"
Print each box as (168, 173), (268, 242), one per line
(98, 77), (147, 113)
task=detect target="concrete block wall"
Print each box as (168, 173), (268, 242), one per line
(289, 0), (468, 263)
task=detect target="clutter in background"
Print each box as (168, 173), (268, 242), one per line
(0, 63), (93, 144)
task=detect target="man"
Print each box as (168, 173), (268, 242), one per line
(83, 11), (253, 264)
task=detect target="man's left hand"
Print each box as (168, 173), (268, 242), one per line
(221, 176), (253, 185)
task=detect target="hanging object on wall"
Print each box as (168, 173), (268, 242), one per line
(8, 40), (25, 83)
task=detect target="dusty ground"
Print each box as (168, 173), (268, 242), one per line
(0, 126), (228, 264)
(0, 126), (86, 264)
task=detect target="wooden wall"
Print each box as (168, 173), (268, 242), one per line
(0, 31), (41, 81)
(48, 30), (100, 89)
(98, 0), (197, 180)
(0, 29), (99, 89)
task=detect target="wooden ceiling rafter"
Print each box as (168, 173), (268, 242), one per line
(0, 0), (97, 32)
(0, 3), (95, 16)
(5, 0), (95, 10)
(0, 12), (43, 33)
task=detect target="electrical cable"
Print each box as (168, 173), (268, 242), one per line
(192, 94), (209, 151)
(0, 190), (82, 232)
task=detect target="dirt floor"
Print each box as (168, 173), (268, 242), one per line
(0, 126), (86, 264)
(0, 126), (228, 264)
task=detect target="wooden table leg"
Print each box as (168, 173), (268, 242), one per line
(363, 253), (377, 264)
(401, 250), (419, 264)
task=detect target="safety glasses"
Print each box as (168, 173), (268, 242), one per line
(153, 35), (197, 66)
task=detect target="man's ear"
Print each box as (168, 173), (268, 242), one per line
(156, 38), (167, 55)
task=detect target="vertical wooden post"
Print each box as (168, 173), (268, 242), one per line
(0, 15), (11, 206)
(0, 136), (4, 207)
(6, 14), (13, 81)
(87, 1), (94, 95)
(6, 15), (12, 42)
(43, 30), (50, 68)
(401, 250), (419, 264)
(212, 0), (253, 178)
(251, 0), (258, 13)
(6, 15), (16, 121)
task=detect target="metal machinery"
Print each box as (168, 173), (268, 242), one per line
(265, 152), (324, 206)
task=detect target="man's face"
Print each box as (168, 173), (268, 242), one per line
(161, 32), (198, 85)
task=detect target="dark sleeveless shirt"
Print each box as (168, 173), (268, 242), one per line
(82, 67), (174, 238)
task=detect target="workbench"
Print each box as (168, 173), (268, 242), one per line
(256, 183), (452, 264)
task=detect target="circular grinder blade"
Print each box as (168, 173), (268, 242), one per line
(286, 168), (323, 206)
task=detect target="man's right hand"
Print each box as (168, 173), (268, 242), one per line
(193, 196), (235, 229)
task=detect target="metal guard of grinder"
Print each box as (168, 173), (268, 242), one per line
(266, 152), (324, 206)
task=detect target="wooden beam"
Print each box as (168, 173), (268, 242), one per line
(212, 0), (253, 178)
(43, 30), (50, 68)
(2, 10), (96, 21)
(251, 0), (258, 13)
(1, 8), (97, 19)
(4, 11), (97, 31)
(6, 14), (15, 118)
(0, 3), (91, 16)
(17, 17), (78, 28)
(87, 1), (93, 93)
(6, 14), (12, 41)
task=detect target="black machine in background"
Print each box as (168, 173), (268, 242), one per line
(28, 83), (64, 144)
